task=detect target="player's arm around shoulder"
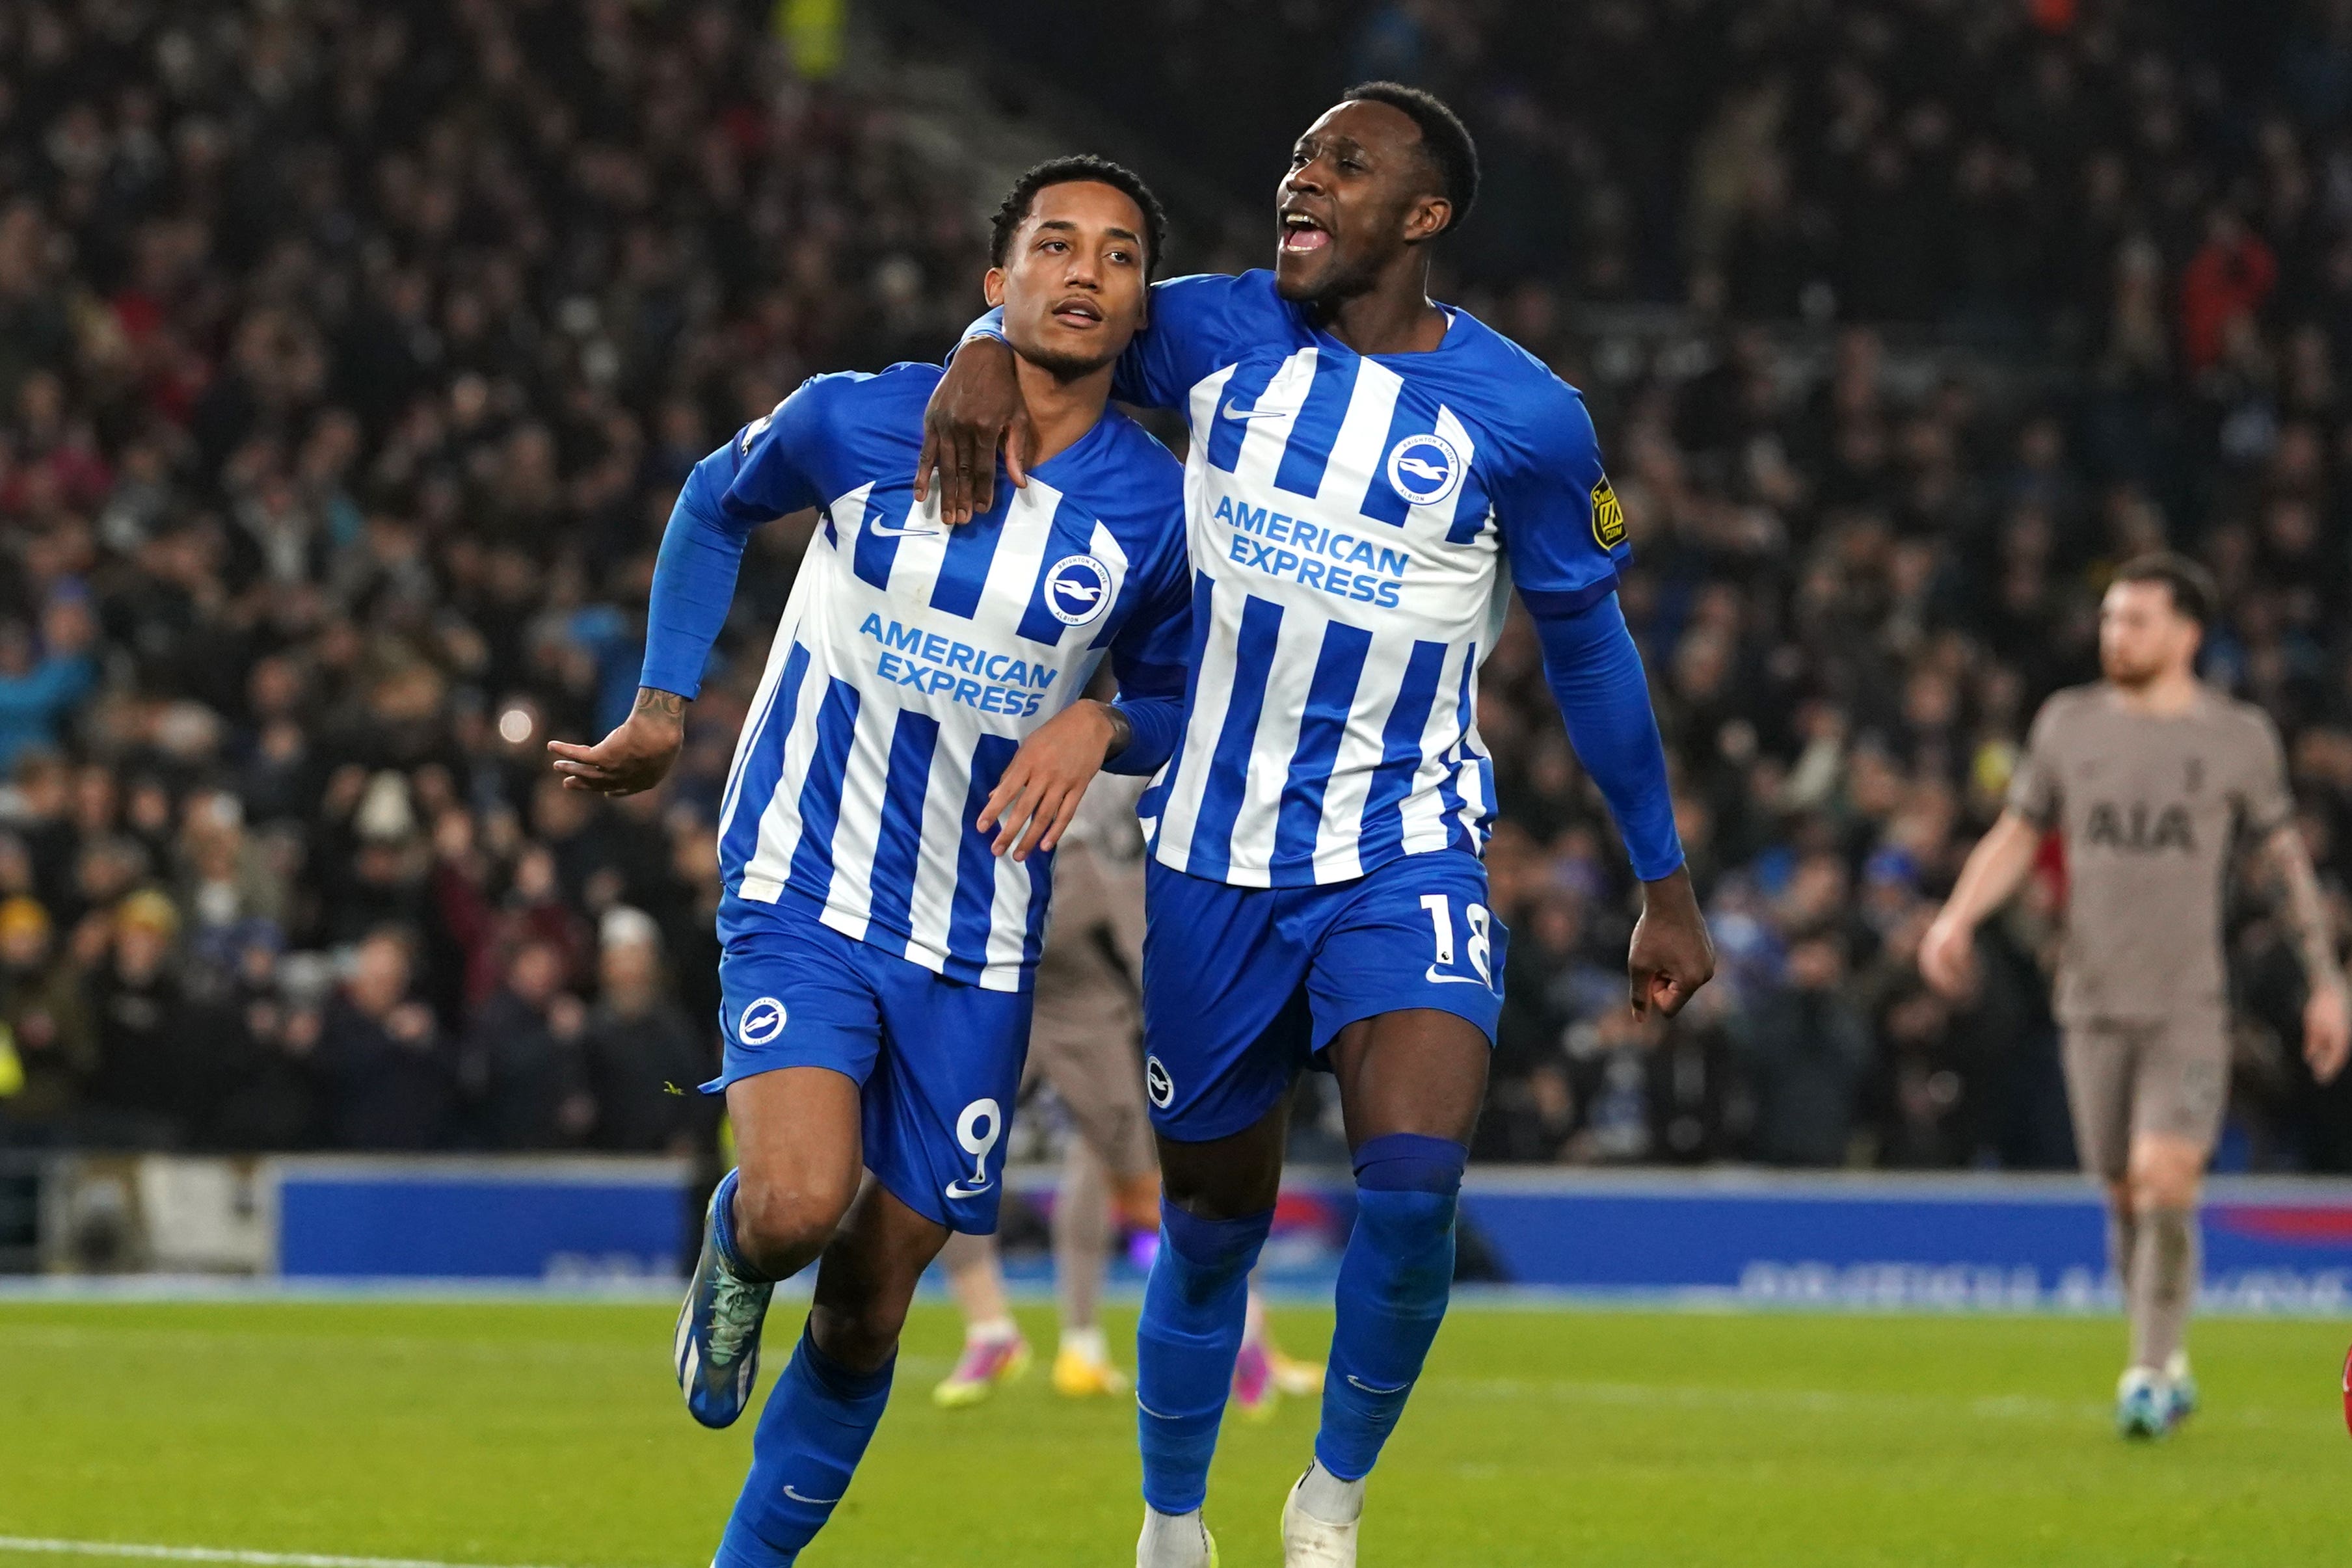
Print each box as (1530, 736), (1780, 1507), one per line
(1107, 269), (1272, 408)
(918, 272), (1260, 522)
(918, 331), (1028, 526)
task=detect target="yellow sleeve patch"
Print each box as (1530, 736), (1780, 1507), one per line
(1590, 475), (1626, 549)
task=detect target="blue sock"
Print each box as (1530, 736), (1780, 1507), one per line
(713, 1323), (895, 1567)
(708, 1167), (772, 1282)
(1135, 1200), (1272, 1515)
(1315, 1133), (1467, 1483)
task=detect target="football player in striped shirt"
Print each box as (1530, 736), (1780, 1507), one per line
(548, 157), (1192, 1568)
(922, 86), (1718, 1567)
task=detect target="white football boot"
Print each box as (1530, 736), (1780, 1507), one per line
(1281, 1468), (1360, 1567)
(1137, 1508), (1218, 1568)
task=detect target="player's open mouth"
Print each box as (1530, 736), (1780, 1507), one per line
(1280, 211), (1330, 253)
(1050, 298), (1102, 326)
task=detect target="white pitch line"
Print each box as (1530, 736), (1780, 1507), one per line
(0, 1539), (595, 1568)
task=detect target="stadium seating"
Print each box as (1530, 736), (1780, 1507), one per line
(1, 0), (2347, 1175)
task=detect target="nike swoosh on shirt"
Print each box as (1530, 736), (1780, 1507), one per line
(1423, 966), (1490, 987)
(868, 517), (942, 538)
(1221, 398), (1300, 421)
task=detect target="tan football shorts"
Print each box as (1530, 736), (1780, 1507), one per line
(1021, 840), (1157, 1183)
(2059, 1008), (2230, 1180)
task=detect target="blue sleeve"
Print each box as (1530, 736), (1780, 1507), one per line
(957, 307), (1008, 349)
(1529, 592), (1683, 882)
(957, 272), (1251, 414)
(639, 380), (834, 698)
(1106, 682), (1184, 777)
(1111, 274), (1252, 410)
(1102, 541), (1193, 777)
(1493, 383), (1629, 617)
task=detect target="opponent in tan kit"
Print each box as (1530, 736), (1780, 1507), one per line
(1921, 553), (2349, 1437)
(929, 777), (1322, 1413)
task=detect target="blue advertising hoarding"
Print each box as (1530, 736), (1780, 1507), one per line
(261, 1156), (2352, 1312)
(1452, 1171), (2352, 1310)
(274, 1156), (690, 1281)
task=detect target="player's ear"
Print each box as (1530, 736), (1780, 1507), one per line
(1404, 194), (1451, 245)
(983, 267), (1006, 308)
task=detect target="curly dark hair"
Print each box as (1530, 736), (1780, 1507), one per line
(988, 154), (1169, 280)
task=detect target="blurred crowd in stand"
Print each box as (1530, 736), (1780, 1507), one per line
(0, 0), (954, 1155)
(3, 0), (2349, 1170)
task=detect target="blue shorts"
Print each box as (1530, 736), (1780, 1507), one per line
(1139, 848), (1507, 1143)
(705, 893), (1033, 1234)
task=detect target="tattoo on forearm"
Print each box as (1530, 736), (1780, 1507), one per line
(1100, 700), (1134, 760)
(2273, 828), (2346, 993)
(635, 687), (688, 721)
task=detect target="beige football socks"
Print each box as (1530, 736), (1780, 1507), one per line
(2128, 1207), (2197, 1372)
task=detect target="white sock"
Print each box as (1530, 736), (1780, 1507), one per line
(1061, 1324), (1107, 1362)
(967, 1315), (1020, 1346)
(1136, 1507), (1210, 1567)
(1295, 1459), (1365, 1524)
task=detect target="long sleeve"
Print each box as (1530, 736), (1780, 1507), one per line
(957, 272), (1252, 414)
(1107, 684), (1185, 777)
(1101, 537), (1194, 777)
(639, 458), (758, 700)
(638, 378), (833, 699)
(1528, 591), (1683, 883)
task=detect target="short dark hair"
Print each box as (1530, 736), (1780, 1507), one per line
(1341, 81), (1480, 233)
(989, 155), (1168, 280)
(2113, 551), (2219, 627)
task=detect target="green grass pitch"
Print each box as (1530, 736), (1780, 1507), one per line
(1, 1298), (2345, 1566)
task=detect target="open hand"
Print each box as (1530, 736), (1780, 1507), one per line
(915, 336), (1034, 524)
(1628, 866), (1716, 1019)
(547, 688), (686, 796)
(978, 700), (1124, 861)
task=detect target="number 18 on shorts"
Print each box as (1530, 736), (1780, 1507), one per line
(1138, 848), (1508, 1143)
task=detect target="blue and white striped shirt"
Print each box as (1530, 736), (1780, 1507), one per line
(643, 364), (1191, 991)
(981, 271), (1630, 888)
